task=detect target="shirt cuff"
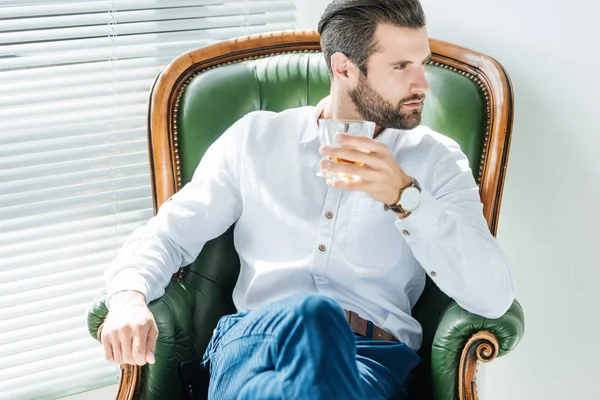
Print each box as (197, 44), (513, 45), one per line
(105, 268), (150, 310)
(394, 188), (443, 241)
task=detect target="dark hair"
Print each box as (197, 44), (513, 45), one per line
(318, 0), (426, 75)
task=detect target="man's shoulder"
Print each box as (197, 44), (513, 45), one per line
(240, 106), (315, 135)
(222, 106), (315, 152)
(391, 125), (466, 170)
(408, 125), (462, 151)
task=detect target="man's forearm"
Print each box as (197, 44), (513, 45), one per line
(103, 120), (245, 306)
(395, 188), (515, 318)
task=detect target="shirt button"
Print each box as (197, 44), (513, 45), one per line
(402, 230), (410, 236)
(318, 244), (327, 252)
(325, 211), (334, 219)
(430, 271), (437, 277)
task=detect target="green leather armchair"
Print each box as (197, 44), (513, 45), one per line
(87, 31), (524, 400)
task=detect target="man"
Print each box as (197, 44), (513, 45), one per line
(102, 0), (515, 399)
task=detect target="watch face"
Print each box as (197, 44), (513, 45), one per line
(400, 187), (421, 212)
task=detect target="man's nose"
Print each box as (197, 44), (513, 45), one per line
(411, 67), (430, 94)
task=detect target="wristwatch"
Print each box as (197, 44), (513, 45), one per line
(384, 177), (422, 214)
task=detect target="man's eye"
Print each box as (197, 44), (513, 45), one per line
(395, 64), (407, 70)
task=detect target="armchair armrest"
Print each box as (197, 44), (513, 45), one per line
(87, 281), (197, 400)
(431, 300), (525, 400)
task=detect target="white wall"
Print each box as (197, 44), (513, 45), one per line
(296, 1), (600, 399)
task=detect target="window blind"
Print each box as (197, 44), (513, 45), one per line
(0, 1), (296, 399)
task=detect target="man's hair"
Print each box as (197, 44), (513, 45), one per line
(317, 0), (426, 75)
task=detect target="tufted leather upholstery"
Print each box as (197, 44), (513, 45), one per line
(87, 42), (524, 400)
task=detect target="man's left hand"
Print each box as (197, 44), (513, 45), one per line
(319, 133), (412, 205)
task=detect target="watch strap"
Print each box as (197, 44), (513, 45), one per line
(384, 177), (421, 213)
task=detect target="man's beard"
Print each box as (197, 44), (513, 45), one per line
(349, 74), (425, 130)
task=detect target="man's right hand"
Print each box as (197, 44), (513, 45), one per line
(101, 291), (158, 366)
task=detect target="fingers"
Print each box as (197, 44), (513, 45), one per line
(131, 323), (150, 366)
(101, 330), (115, 363)
(320, 146), (384, 168)
(101, 300), (157, 366)
(324, 178), (365, 191)
(121, 321), (156, 365)
(145, 321), (158, 365)
(319, 158), (375, 180)
(110, 329), (125, 364)
(107, 322), (157, 365)
(334, 133), (388, 153)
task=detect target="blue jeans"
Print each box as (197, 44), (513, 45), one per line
(201, 294), (420, 400)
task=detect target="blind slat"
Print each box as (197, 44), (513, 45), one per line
(1, 337), (97, 371)
(1, 140), (148, 171)
(0, 105), (148, 132)
(0, 152), (150, 182)
(0, 300), (102, 341)
(1, 366), (119, 400)
(2, 213), (150, 255)
(0, 198), (151, 240)
(0, 185), (150, 220)
(0, 362), (118, 400)
(0, 0), (253, 18)
(1, 128), (147, 157)
(0, 174), (150, 211)
(0, 21), (294, 70)
(0, 250), (127, 288)
(0, 161), (149, 195)
(0, 69), (159, 98)
(0, 0), (288, 19)
(0, 57), (172, 83)
(0, 2), (294, 36)
(0, 347), (108, 383)
(2, 80), (153, 108)
(0, 277), (106, 310)
(0, 117), (146, 145)
(0, 92), (149, 119)
(0, 317), (89, 354)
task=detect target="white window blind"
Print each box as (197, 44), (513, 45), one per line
(0, 1), (296, 399)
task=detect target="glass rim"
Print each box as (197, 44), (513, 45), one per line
(317, 118), (376, 126)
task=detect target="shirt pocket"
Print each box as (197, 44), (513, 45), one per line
(344, 197), (403, 268)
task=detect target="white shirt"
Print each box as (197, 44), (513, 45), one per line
(105, 98), (515, 350)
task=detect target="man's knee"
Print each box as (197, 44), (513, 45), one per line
(290, 294), (348, 328)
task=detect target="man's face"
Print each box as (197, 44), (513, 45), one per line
(349, 24), (431, 130)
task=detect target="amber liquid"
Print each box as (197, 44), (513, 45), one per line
(333, 157), (363, 167)
(330, 157), (363, 181)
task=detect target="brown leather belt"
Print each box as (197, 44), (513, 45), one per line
(344, 309), (398, 342)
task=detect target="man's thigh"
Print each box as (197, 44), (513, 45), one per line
(202, 293), (354, 399)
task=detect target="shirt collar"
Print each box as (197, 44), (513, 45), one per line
(300, 96), (401, 146)
(300, 96), (328, 144)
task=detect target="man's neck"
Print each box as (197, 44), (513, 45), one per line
(321, 96), (385, 139)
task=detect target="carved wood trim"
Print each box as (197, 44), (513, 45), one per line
(147, 30), (513, 237)
(116, 364), (142, 400)
(428, 39), (514, 236)
(458, 330), (501, 400)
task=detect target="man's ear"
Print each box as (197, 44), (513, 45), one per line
(330, 52), (359, 84)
